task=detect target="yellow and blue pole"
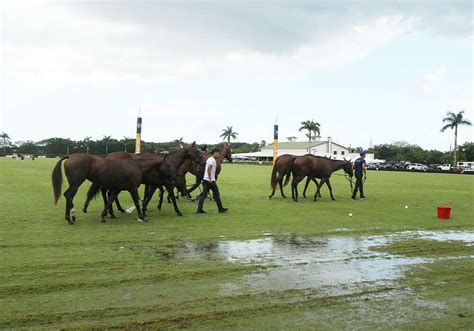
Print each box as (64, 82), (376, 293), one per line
(135, 109), (142, 153)
(273, 122), (278, 165)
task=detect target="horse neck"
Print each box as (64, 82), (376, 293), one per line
(330, 160), (348, 172)
(167, 148), (188, 168)
(177, 159), (191, 175)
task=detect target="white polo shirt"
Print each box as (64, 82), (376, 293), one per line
(203, 156), (217, 182)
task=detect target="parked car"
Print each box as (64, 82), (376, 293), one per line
(377, 161), (402, 170)
(366, 163), (379, 170)
(408, 163), (428, 171)
(437, 164), (452, 171)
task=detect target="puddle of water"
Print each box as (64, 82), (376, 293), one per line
(179, 230), (474, 294)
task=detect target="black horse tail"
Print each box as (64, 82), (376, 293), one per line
(270, 158), (279, 190)
(52, 156), (69, 206)
(283, 156), (297, 187)
(86, 183), (102, 202)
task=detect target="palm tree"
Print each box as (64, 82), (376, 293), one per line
(299, 120), (320, 149)
(220, 126), (238, 143)
(123, 136), (131, 152)
(441, 110), (472, 166)
(1, 132), (10, 156)
(81, 136), (92, 154)
(102, 135), (112, 155)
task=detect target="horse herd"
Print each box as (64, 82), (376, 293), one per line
(51, 144), (353, 225)
(51, 143), (232, 224)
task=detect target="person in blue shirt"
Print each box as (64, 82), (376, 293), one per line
(352, 150), (367, 200)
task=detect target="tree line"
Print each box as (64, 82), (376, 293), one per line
(0, 135), (264, 157)
(366, 141), (474, 165)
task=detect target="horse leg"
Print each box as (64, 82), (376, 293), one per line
(101, 190), (118, 222)
(291, 176), (303, 202)
(100, 188), (116, 219)
(129, 188), (146, 222)
(114, 193), (126, 213)
(64, 186), (79, 224)
(279, 176), (287, 199)
(314, 178), (328, 202)
(312, 178), (322, 198)
(302, 177), (312, 198)
(326, 178), (335, 200)
(157, 186), (165, 210)
(167, 185), (183, 216)
(142, 185), (158, 216)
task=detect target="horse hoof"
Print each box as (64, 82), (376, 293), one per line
(82, 208), (87, 213)
(110, 214), (117, 219)
(119, 209), (126, 213)
(177, 212), (183, 217)
(267, 195), (272, 199)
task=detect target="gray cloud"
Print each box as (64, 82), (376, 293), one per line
(70, 0), (472, 55)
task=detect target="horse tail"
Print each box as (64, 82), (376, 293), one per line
(283, 156), (297, 187)
(270, 158), (280, 190)
(52, 156), (69, 206)
(86, 183), (102, 202)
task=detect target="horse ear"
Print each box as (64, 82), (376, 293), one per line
(191, 141), (196, 147)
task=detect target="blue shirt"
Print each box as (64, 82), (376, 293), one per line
(354, 157), (366, 174)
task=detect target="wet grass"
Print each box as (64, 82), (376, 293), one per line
(0, 157), (473, 329)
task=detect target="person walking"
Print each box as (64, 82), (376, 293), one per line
(352, 150), (367, 200)
(197, 148), (228, 213)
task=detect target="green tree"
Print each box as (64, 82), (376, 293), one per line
(459, 142), (474, 161)
(80, 136), (92, 154)
(440, 111), (472, 166)
(102, 135), (112, 155)
(1, 132), (11, 156)
(220, 126), (238, 143)
(123, 136), (132, 152)
(299, 120), (320, 148)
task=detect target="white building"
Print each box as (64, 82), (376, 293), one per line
(233, 138), (376, 162)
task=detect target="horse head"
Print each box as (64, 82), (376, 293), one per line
(342, 160), (353, 178)
(156, 154), (177, 186)
(185, 141), (205, 165)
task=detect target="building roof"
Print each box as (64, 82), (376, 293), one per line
(261, 141), (327, 150)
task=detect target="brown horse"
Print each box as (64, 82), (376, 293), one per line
(290, 155), (353, 202)
(52, 153), (170, 224)
(269, 154), (320, 199)
(140, 143), (204, 215)
(81, 151), (176, 217)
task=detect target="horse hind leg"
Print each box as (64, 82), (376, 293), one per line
(64, 186), (79, 224)
(279, 177), (287, 199)
(302, 177), (312, 198)
(129, 188), (146, 222)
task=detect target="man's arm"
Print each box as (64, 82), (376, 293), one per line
(207, 163), (213, 181)
(363, 162), (367, 178)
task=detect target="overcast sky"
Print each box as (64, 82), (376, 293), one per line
(1, 0), (472, 150)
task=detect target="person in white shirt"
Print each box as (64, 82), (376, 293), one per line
(197, 148), (228, 213)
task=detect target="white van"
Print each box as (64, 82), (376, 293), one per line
(457, 162), (473, 170)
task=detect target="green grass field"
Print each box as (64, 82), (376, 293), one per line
(0, 157), (473, 329)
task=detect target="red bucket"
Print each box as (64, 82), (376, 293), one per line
(437, 206), (452, 219)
